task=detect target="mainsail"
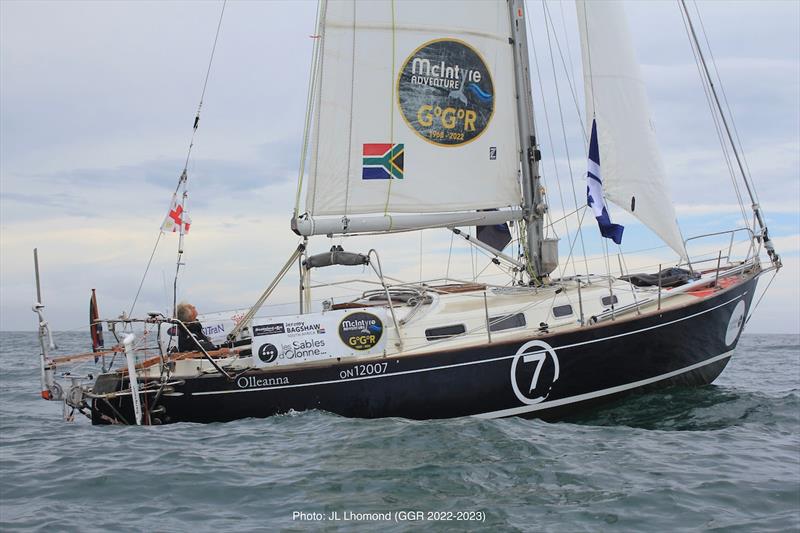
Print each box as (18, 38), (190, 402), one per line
(298, 0), (523, 235)
(576, 0), (687, 259)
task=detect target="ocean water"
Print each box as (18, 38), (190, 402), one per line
(0, 332), (798, 532)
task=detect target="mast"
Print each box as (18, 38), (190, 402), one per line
(509, 0), (545, 279)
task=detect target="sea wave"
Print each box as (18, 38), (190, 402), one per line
(1, 333), (798, 532)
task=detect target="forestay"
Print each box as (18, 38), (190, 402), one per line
(302, 0), (522, 232)
(576, 0), (687, 258)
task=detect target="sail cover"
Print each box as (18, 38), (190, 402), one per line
(576, 0), (687, 258)
(304, 0), (521, 220)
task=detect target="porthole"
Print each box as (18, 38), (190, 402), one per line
(489, 313), (526, 332)
(552, 304), (573, 318)
(425, 324), (466, 341)
(601, 295), (618, 307)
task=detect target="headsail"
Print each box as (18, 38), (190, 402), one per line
(576, 0), (687, 259)
(298, 0), (522, 235)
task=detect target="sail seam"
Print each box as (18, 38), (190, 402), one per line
(324, 21), (508, 42)
(294, 0), (325, 216)
(542, 0), (589, 278)
(309, 0), (328, 215)
(342, 0), (357, 219)
(528, 9), (575, 278)
(382, 0), (397, 221)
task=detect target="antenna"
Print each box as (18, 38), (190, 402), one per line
(34, 248), (42, 304)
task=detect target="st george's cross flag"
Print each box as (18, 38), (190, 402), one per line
(161, 193), (191, 234)
(586, 119), (624, 245)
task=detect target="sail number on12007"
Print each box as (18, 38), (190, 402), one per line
(339, 362), (390, 380)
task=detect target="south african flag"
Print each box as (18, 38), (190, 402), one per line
(362, 143), (404, 180)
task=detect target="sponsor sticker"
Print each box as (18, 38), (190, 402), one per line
(253, 323), (286, 336)
(250, 308), (388, 367)
(284, 321), (325, 337)
(397, 38), (494, 146)
(202, 323), (226, 337)
(257, 343), (279, 364)
(338, 312), (384, 351)
(725, 300), (746, 346)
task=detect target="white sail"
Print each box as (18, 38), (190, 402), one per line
(303, 0), (521, 227)
(576, 0), (687, 259)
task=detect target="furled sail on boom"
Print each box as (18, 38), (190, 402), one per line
(296, 0), (523, 236)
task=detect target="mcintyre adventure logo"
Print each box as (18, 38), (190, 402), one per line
(338, 312), (384, 351)
(397, 39), (494, 146)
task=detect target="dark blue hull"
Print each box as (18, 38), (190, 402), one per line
(93, 275), (757, 424)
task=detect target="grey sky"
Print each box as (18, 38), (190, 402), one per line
(1, 0), (798, 333)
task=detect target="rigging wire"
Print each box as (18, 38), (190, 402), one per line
(678, 5), (744, 216)
(526, 5), (576, 274)
(745, 269), (778, 325)
(171, 0), (227, 318)
(544, 205), (585, 230)
(691, 0), (759, 206)
(677, 3), (750, 232)
(519, 4), (556, 245)
(547, 0), (587, 141)
(127, 0), (227, 318)
(419, 230), (423, 283)
(580, 0), (597, 125)
(128, 232), (163, 317)
(541, 0), (590, 278)
(445, 230), (455, 280)
(678, 0), (779, 271)
(556, 207), (589, 281)
(183, 0), (227, 173)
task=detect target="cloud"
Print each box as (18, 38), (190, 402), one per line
(1, 0), (797, 334)
(1, 138), (299, 223)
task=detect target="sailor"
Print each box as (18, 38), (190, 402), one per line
(175, 302), (216, 352)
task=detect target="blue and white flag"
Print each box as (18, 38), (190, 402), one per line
(586, 119), (624, 245)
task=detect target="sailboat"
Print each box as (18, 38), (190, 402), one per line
(33, 0), (781, 425)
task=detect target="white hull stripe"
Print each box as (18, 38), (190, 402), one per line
(191, 293), (745, 397)
(475, 350), (735, 419)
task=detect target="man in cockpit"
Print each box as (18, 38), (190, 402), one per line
(175, 302), (216, 353)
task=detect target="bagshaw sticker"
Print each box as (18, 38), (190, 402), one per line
(397, 38), (494, 147)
